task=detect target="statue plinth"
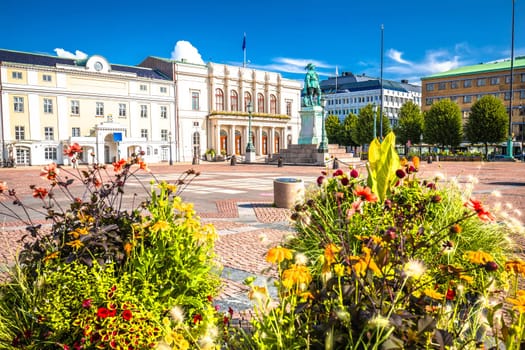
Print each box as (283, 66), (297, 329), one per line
(298, 106), (326, 146)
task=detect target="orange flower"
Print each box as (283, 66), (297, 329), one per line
(505, 260), (525, 276)
(138, 161), (150, 172)
(282, 264), (312, 290)
(464, 198), (495, 222)
(113, 159), (127, 172)
(124, 242), (133, 256)
(348, 246), (381, 276)
(93, 177), (102, 188)
(0, 181), (7, 192)
(412, 156), (420, 170)
(353, 186), (378, 202)
(508, 290), (525, 313)
(465, 250), (494, 265)
(32, 187), (48, 199)
(64, 143), (82, 157)
(40, 163), (59, 181)
(324, 243), (341, 266)
(266, 246), (293, 264)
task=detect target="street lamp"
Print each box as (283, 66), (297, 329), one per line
(318, 96), (328, 153)
(507, 0), (516, 158)
(168, 131), (173, 166)
(245, 102), (255, 162)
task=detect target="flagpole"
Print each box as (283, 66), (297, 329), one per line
(243, 33), (246, 68)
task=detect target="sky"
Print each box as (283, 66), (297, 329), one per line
(2, 0), (524, 85)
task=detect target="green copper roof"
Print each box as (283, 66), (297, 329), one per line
(421, 57), (525, 80)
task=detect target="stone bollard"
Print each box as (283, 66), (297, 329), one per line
(230, 155), (237, 166)
(427, 156), (432, 164)
(277, 157), (283, 167)
(333, 157), (339, 170)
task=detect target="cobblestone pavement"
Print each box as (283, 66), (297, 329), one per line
(1, 159), (525, 317)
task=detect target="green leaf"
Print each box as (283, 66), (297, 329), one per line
(366, 132), (400, 202)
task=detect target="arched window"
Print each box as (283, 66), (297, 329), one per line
(244, 92), (252, 112)
(230, 90), (239, 111)
(215, 88), (224, 111)
(257, 93), (265, 113)
(270, 94), (277, 114)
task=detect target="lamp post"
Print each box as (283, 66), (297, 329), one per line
(168, 131), (173, 166)
(318, 96), (328, 153)
(507, 0), (516, 158)
(521, 105), (524, 161)
(245, 102), (255, 162)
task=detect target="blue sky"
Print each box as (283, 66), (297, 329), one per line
(2, 0), (524, 84)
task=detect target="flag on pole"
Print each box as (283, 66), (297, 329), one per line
(242, 33), (246, 50)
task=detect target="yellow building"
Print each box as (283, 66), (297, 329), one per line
(421, 58), (525, 140)
(0, 49), (175, 166)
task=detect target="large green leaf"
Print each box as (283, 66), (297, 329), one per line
(366, 132), (400, 202)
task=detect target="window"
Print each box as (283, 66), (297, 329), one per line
(425, 98), (432, 106)
(44, 98), (53, 114)
(451, 81), (459, 89)
(44, 127), (54, 140)
(505, 92), (511, 100)
(463, 95), (472, 103)
(71, 100), (79, 115)
(14, 97), (24, 112)
(141, 129), (148, 139)
(140, 84), (147, 91)
(160, 86), (167, 93)
(477, 78), (486, 87)
(119, 103), (127, 117)
(491, 77), (500, 85)
(438, 82), (446, 90)
(257, 93), (265, 113)
(96, 102), (104, 116)
(244, 92), (251, 111)
(12, 71), (22, 79)
(230, 90), (239, 111)
(72, 127), (80, 137)
(140, 105), (148, 118)
(426, 83), (434, 91)
(506, 75), (512, 84)
(15, 126), (25, 140)
(521, 74), (525, 83)
(270, 94), (277, 114)
(44, 147), (57, 160)
(161, 129), (168, 141)
(450, 96), (458, 102)
(43, 74), (52, 82)
(191, 91), (200, 110)
(215, 88), (224, 110)
(521, 90), (525, 99)
(160, 106), (167, 119)
(463, 79), (472, 88)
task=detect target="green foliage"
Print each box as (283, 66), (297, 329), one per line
(465, 95), (509, 157)
(366, 132), (400, 202)
(325, 114), (342, 145)
(0, 152), (223, 349)
(341, 114), (359, 147)
(394, 101), (424, 146)
(353, 104), (391, 146)
(424, 99), (463, 148)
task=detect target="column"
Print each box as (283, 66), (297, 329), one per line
(229, 125), (236, 155)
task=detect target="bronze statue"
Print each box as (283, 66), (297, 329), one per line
(302, 63), (322, 107)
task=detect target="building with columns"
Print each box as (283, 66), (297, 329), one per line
(139, 57), (302, 162)
(0, 49), (175, 166)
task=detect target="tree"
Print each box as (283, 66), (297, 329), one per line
(464, 95), (508, 158)
(340, 114), (359, 147)
(352, 104), (391, 146)
(325, 114), (342, 144)
(394, 101), (424, 146)
(424, 99), (462, 149)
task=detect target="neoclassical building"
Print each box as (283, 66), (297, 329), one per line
(139, 57), (302, 162)
(0, 49), (175, 166)
(0, 49), (303, 166)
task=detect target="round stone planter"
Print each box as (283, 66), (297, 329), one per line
(273, 178), (304, 209)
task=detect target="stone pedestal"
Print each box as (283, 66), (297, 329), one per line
(298, 106), (325, 145)
(245, 151), (256, 163)
(273, 178), (304, 208)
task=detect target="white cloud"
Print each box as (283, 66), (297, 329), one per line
(248, 57), (334, 77)
(170, 41), (204, 64)
(387, 49), (410, 65)
(54, 48), (88, 59)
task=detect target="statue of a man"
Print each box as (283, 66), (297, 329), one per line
(303, 63), (321, 106)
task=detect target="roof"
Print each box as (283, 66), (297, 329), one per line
(421, 57), (525, 80)
(0, 49), (170, 80)
(320, 73), (421, 94)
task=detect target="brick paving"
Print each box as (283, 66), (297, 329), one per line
(1, 160), (525, 316)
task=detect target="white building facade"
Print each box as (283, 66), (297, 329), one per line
(0, 49), (175, 166)
(320, 72), (422, 127)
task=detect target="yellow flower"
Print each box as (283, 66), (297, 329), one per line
(333, 263), (345, 277)
(66, 239), (83, 250)
(43, 251), (59, 263)
(412, 156), (420, 170)
(123, 242), (133, 256)
(266, 246), (293, 264)
(69, 227), (89, 239)
(165, 331), (189, 349)
(465, 250), (494, 265)
(248, 286), (269, 302)
(324, 243), (341, 266)
(459, 274), (474, 284)
(507, 290), (525, 313)
(282, 264), (312, 290)
(505, 260), (525, 276)
(423, 288), (444, 300)
(77, 211), (94, 224)
(349, 246), (381, 277)
(150, 220), (170, 232)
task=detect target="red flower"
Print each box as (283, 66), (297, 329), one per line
(316, 176), (325, 186)
(353, 186), (378, 203)
(121, 309), (133, 321)
(228, 307), (234, 318)
(108, 309), (117, 317)
(113, 159), (127, 173)
(82, 299), (92, 308)
(40, 163), (59, 181)
(395, 169), (406, 178)
(32, 187), (48, 199)
(207, 295), (213, 302)
(485, 261), (499, 272)
(193, 314), (203, 324)
(341, 177), (349, 186)
(350, 169), (359, 178)
(464, 198), (495, 222)
(97, 307), (109, 319)
(138, 161), (150, 172)
(446, 289), (456, 301)
(64, 143), (82, 157)
(0, 181), (8, 192)
(333, 169), (343, 177)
